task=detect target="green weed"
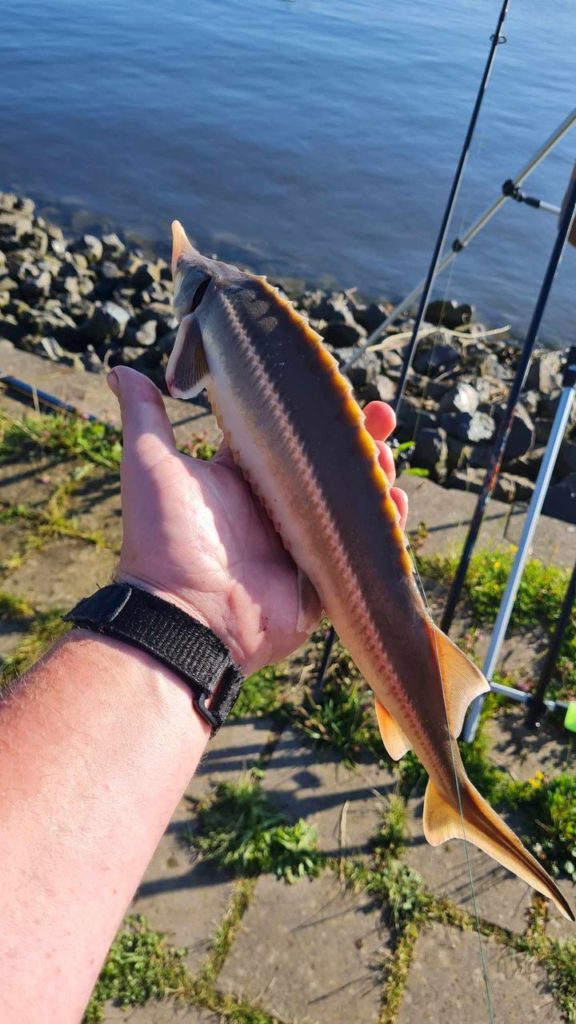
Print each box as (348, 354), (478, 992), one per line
(345, 859), (429, 932)
(231, 665), (285, 719)
(544, 938), (576, 1023)
(0, 591), (33, 619)
(193, 773), (324, 883)
(504, 773), (576, 880)
(371, 796), (408, 864)
(0, 411), (122, 470)
(0, 608), (69, 684)
(84, 915), (190, 1023)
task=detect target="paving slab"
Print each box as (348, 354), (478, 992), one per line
(186, 715), (278, 802)
(130, 792), (234, 976)
(102, 1002), (218, 1022)
(545, 877), (576, 941)
(397, 924), (562, 1024)
(71, 467), (123, 550)
(2, 537), (117, 611)
(403, 797), (532, 933)
(262, 729), (396, 857)
(402, 473), (575, 567)
(219, 872), (389, 1024)
(0, 452), (74, 507)
(485, 706), (575, 782)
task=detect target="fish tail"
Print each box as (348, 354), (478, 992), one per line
(423, 774), (574, 922)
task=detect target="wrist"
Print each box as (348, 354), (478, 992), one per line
(113, 569), (252, 674)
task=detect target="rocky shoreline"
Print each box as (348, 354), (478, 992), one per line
(1, 191), (575, 522)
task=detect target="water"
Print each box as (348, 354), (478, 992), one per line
(1, 0), (575, 345)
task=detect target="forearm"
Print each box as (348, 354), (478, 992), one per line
(0, 630), (210, 1023)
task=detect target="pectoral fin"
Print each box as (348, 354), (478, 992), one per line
(374, 699), (411, 760)
(430, 624), (490, 738)
(166, 314), (210, 399)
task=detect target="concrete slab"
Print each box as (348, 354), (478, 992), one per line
(3, 537), (117, 611)
(403, 797), (532, 933)
(0, 453), (74, 508)
(101, 1002), (218, 1022)
(186, 716), (278, 802)
(130, 803), (234, 976)
(485, 707), (575, 782)
(219, 872), (390, 1024)
(398, 924), (562, 1024)
(402, 473), (575, 568)
(262, 729), (396, 857)
(546, 877), (576, 942)
(71, 468), (123, 550)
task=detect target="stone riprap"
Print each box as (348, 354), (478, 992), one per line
(1, 191), (575, 522)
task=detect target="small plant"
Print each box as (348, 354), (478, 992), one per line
(345, 859), (429, 931)
(544, 938), (576, 1023)
(0, 411), (122, 470)
(231, 665), (285, 719)
(371, 795), (407, 864)
(193, 773), (324, 882)
(503, 773), (576, 879)
(84, 915), (190, 1022)
(0, 591), (33, 619)
(0, 609), (69, 685)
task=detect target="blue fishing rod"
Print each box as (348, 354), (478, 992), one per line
(316, 0), (510, 686)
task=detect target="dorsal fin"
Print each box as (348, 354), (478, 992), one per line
(374, 699), (411, 760)
(430, 623), (490, 738)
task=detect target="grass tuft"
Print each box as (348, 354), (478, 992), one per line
(230, 665), (285, 719)
(84, 915), (191, 1023)
(0, 608), (69, 685)
(193, 773), (324, 883)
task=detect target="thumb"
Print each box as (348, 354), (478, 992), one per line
(108, 366), (175, 458)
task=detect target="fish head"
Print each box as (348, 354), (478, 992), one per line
(167, 220), (247, 399)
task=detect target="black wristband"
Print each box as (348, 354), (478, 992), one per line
(63, 583), (244, 733)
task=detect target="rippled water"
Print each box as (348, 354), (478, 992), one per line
(1, 0), (575, 343)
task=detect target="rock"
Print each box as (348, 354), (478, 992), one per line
(352, 301), (387, 334)
(132, 319), (158, 347)
(345, 351), (381, 389)
(396, 400), (437, 441)
(543, 472), (576, 524)
(412, 333), (460, 376)
(131, 260), (161, 290)
(446, 467), (485, 493)
(19, 270), (52, 302)
(80, 345), (103, 373)
(321, 321), (366, 348)
(425, 299), (474, 329)
(446, 435), (472, 472)
(413, 427), (449, 482)
(101, 232), (125, 259)
(99, 260), (123, 281)
(81, 301), (131, 345)
(438, 382), (479, 416)
(441, 410), (496, 444)
(68, 234), (103, 264)
(0, 212), (34, 248)
(557, 440), (576, 478)
(495, 404), (535, 462)
(355, 374), (396, 405)
(527, 351), (563, 395)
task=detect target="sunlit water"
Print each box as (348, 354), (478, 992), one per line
(1, 0), (575, 344)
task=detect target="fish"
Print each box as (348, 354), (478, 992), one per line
(166, 219), (574, 922)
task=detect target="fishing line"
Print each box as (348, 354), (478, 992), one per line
(409, 548), (496, 1024)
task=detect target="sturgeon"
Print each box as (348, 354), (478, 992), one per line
(166, 220), (573, 922)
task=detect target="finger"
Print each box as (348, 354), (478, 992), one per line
(375, 440), (396, 485)
(108, 367), (176, 458)
(363, 401), (396, 442)
(390, 486), (408, 531)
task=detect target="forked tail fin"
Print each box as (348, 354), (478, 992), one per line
(423, 776), (575, 922)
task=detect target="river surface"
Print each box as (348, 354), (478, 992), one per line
(1, 0), (575, 344)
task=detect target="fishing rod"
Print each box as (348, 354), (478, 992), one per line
(502, 179), (561, 216)
(462, 347), (576, 741)
(441, 171), (576, 636)
(0, 373), (108, 424)
(317, 0), (511, 688)
(525, 559), (576, 731)
(391, 0), (510, 417)
(344, 107), (576, 373)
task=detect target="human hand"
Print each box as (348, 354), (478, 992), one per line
(108, 367), (408, 675)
